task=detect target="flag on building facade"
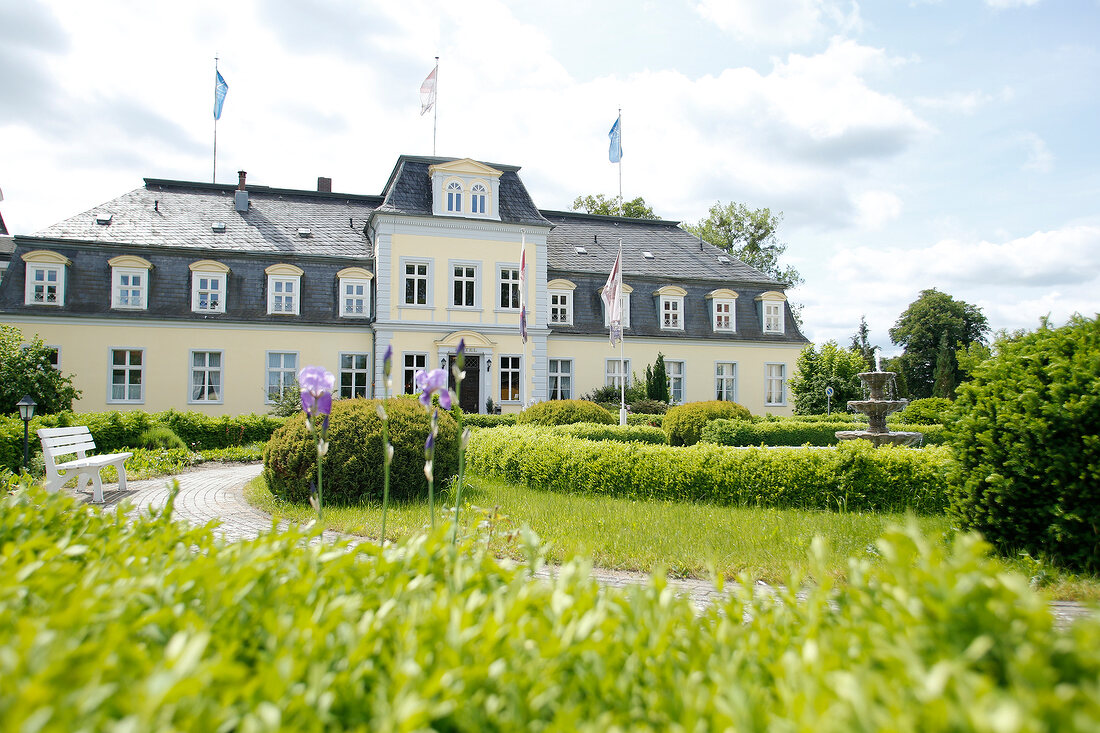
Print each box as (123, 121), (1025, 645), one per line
(420, 64), (438, 116)
(519, 231), (528, 344)
(602, 241), (623, 344)
(608, 114), (622, 163)
(214, 70), (228, 120)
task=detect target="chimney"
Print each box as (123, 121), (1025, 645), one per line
(317, 177), (332, 193)
(234, 170), (249, 212)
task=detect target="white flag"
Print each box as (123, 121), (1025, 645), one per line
(602, 241), (623, 344)
(420, 65), (437, 116)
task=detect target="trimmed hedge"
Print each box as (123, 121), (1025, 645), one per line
(701, 419), (946, 447)
(0, 410), (283, 472)
(664, 400), (752, 446)
(890, 396), (955, 425)
(263, 398), (459, 505)
(462, 413), (518, 428)
(627, 413), (664, 427)
(3, 487), (1098, 730)
(467, 426), (951, 513)
(550, 422), (668, 445)
(757, 412), (861, 423)
(516, 399), (615, 426)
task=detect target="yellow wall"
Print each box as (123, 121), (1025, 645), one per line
(547, 336), (800, 416)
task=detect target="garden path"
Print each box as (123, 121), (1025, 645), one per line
(67, 462), (1092, 627)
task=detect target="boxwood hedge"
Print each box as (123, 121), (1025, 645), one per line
(467, 426), (951, 513)
(701, 419), (946, 447)
(664, 400), (752, 446)
(516, 399), (615, 426)
(550, 422), (668, 445)
(2, 486), (1097, 730)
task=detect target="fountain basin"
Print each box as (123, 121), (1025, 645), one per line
(834, 429), (923, 447)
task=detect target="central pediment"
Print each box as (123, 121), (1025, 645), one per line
(427, 158), (503, 180)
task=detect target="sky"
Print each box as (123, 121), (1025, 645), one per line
(2, 0), (1098, 353)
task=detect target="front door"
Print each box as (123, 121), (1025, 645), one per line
(448, 355), (481, 413)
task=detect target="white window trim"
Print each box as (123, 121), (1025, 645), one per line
(339, 277), (371, 318)
(190, 260), (229, 314)
(756, 291), (787, 335)
(666, 360), (686, 404)
(548, 358), (573, 400)
(548, 289), (573, 326)
(445, 179), (464, 214)
(496, 263), (521, 312)
(498, 354), (523, 403)
(448, 260), (481, 310)
(110, 266), (149, 310)
(715, 361), (738, 402)
(470, 182), (488, 215)
(765, 362), (787, 406)
(107, 347), (145, 404)
(400, 258), (433, 308)
(24, 262), (65, 306)
(600, 285), (633, 329)
(338, 351), (371, 399)
(188, 350), (225, 405)
(605, 358), (632, 388)
(265, 351), (299, 404)
(660, 295), (685, 331)
(267, 275), (301, 315)
(713, 298), (736, 332)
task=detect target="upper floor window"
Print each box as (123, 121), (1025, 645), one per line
(757, 291), (787, 334)
(499, 266), (520, 310)
(601, 283), (632, 329)
(266, 264), (304, 316)
(451, 263), (478, 308)
(190, 260), (229, 314)
(337, 267), (372, 318)
(471, 183), (487, 214)
(547, 279), (575, 326)
(403, 260), (430, 306)
(655, 285), (685, 331)
(707, 289), (738, 332)
(108, 256), (152, 311)
(22, 250), (70, 306)
(446, 181), (463, 213)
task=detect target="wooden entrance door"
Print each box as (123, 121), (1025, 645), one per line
(448, 355), (480, 413)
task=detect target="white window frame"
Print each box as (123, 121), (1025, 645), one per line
(403, 352), (428, 395)
(401, 258), (432, 307)
(548, 358), (572, 400)
(497, 265), (521, 311)
(471, 182), (488, 215)
(192, 272), (227, 313)
(660, 295), (684, 331)
(446, 180), (463, 213)
(549, 290), (572, 325)
(108, 348), (145, 404)
(268, 276), (300, 315)
(339, 278), (370, 318)
(339, 352), (371, 399)
(713, 299), (736, 332)
(715, 362), (738, 402)
(24, 263), (65, 306)
(765, 363), (787, 406)
(605, 358), (631, 389)
(189, 350), (224, 404)
(499, 354), (522, 403)
(111, 266), (149, 310)
(764, 302), (784, 334)
(266, 351), (299, 404)
(666, 360), (685, 404)
(449, 261), (480, 309)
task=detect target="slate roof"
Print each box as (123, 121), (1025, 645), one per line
(375, 155), (551, 227)
(540, 211), (785, 286)
(30, 180), (379, 258)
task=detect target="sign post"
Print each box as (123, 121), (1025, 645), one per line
(825, 386), (834, 416)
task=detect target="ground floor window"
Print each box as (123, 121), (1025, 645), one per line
(267, 352), (298, 403)
(403, 353), (427, 395)
(765, 363), (786, 406)
(666, 360), (685, 404)
(548, 359), (572, 400)
(500, 355), (521, 402)
(715, 362), (737, 401)
(605, 358), (631, 389)
(109, 348), (144, 403)
(190, 351), (223, 403)
(340, 352), (370, 398)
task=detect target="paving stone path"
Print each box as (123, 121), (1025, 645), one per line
(69, 462), (1093, 627)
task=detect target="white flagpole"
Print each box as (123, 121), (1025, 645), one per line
(617, 108), (622, 202)
(521, 228), (527, 406)
(213, 55), (219, 183)
(617, 238), (626, 426)
(433, 56), (439, 156)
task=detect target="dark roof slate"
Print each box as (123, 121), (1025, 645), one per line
(541, 211), (784, 286)
(30, 180), (379, 258)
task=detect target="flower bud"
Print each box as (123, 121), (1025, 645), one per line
(385, 443), (394, 464)
(376, 403), (388, 421)
(461, 427), (472, 449)
(318, 440), (329, 456)
(423, 461), (433, 482)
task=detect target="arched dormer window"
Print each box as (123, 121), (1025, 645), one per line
(109, 255), (153, 310)
(446, 181), (463, 213)
(22, 250), (71, 306)
(471, 183), (488, 215)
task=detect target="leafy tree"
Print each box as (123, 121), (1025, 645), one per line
(0, 325), (81, 415)
(931, 333), (956, 398)
(849, 315), (877, 370)
(889, 289), (989, 400)
(955, 340), (992, 379)
(683, 202), (803, 287)
(650, 353), (670, 403)
(788, 340), (866, 415)
(570, 194), (658, 219)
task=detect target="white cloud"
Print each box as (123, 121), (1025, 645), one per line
(853, 190), (902, 230)
(694, 0), (862, 47)
(985, 0), (1041, 8)
(1020, 132), (1053, 173)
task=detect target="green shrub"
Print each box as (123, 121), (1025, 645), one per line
(948, 316), (1100, 571)
(629, 398), (668, 414)
(890, 397), (955, 425)
(550, 422), (667, 445)
(3, 486), (1098, 731)
(263, 398), (459, 505)
(468, 426), (951, 513)
(664, 400), (751, 446)
(135, 425), (187, 451)
(701, 419), (946, 447)
(626, 413), (664, 427)
(757, 412), (861, 423)
(462, 413), (518, 428)
(516, 399), (615, 426)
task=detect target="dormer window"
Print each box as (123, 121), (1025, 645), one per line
(755, 291), (787, 334)
(109, 255), (153, 310)
(22, 250), (71, 306)
(266, 263), (304, 316)
(547, 279), (576, 326)
(600, 283), (632, 329)
(190, 259), (230, 313)
(706, 289), (739, 332)
(337, 267), (373, 318)
(471, 183), (487, 214)
(655, 285), (687, 331)
(446, 181), (463, 213)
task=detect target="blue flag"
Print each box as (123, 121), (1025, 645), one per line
(214, 70), (228, 120)
(608, 115), (622, 163)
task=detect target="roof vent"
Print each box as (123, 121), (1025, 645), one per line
(575, 246), (588, 254)
(642, 251), (654, 259)
(297, 227), (312, 238)
(212, 222), (226, 233)
(717, 255), (730, 264)
(95, 213), (113, 225)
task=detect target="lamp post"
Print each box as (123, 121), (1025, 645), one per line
(17, 395), (36, 471)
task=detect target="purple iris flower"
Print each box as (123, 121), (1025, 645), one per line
(299, 365), (335, 417)
(382, 345), (393, 378)
(414, 368), (451, 409)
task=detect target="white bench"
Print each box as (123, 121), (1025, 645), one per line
(38, 426), (132, 504)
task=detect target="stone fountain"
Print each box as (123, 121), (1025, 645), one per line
(835, 364), (922, 448)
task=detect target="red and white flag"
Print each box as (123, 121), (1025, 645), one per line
(602, 241), (623, 344)
(519, 230), (528, 344)
(420, 64), (437, 116)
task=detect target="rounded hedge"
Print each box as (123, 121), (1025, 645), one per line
(947, 316), (1100, 570)
(263, 398), (459, 505)
(891, 397), (955, 426)
(516, 399), (615, 426)
(664, 400), (751, 446)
